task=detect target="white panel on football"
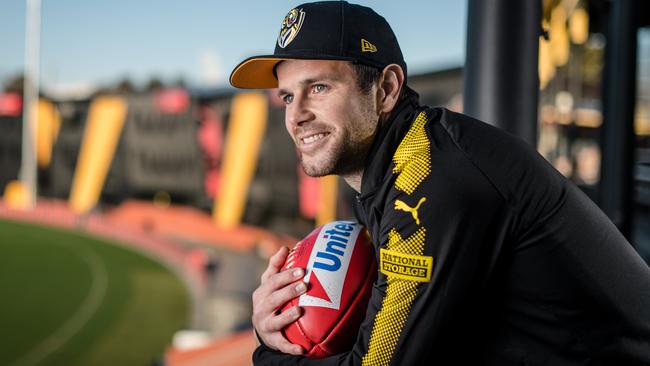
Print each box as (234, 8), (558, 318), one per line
(299, 221), (362, 310)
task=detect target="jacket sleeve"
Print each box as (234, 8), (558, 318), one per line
(253, 114), (512, 365)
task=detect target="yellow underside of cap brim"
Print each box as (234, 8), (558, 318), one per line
(230, 57), (289, 89)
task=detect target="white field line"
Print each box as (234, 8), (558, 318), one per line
(9, 245), (109, 366)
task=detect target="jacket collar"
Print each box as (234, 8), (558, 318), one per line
(359, 86), (422, 199)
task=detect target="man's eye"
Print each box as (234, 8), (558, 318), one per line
(283, 94), (294, 104)
(312, 84), (327, 93)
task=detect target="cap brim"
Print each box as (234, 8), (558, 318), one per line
(230, 56), (287, 89)
(230, 54), (360, 89)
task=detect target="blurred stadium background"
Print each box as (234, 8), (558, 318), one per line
(0, 0), (648, 365)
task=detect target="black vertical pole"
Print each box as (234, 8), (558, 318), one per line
(464, 0), (541, 145)
(600, 0), (637, 240)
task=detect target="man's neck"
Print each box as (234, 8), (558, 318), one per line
(350, 87), (420, 196)
(339, 107), (399, 193)
(341, 171), (363, 193)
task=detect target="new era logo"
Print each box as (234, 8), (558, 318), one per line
(361, 38), (377, 52)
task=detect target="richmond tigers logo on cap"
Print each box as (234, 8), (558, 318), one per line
(278, 8), (306, 48)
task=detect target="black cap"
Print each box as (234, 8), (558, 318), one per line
(230, 1), (406, 89)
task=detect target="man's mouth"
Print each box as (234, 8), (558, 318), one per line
(300, 132), (329, 145)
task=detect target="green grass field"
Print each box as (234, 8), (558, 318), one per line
(0, 219), (190, 366)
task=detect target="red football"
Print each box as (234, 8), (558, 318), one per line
(280, 220), (377, 358)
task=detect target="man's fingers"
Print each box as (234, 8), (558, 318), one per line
(253, 245), (307, 356)
(266, 305), (302, 331)
(256, 266), (305, 300)
(255, 278), (307, 318)
(269, 246), (291, 267)
(261, 246), (290, 283)
(267, 279), (307, 310)
(268, 333), (304, 355)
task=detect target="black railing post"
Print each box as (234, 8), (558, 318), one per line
(464, 0), (541, 145)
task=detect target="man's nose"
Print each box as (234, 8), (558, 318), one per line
(286, 96), (315, 127)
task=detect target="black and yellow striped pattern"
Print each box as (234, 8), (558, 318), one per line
(362, 228), (426, 365)
(362, 111), (431, 365)
(392, 112), (431, 194)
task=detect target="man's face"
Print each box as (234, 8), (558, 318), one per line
(276, 60), (379, 177)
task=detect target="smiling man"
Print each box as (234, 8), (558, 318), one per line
(230, 1), (650, 365)
(277, 60), (380, 184)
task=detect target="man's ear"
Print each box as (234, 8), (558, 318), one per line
(377, 64), (405, 115)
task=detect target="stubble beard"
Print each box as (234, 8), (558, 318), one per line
(298, 132), (363, 178)
(299, 119), (377, 178)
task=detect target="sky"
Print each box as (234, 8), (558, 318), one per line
(0, 0), (467, 96)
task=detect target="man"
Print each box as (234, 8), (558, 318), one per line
(229, 1), (650, 365)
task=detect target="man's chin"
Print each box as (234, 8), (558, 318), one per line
(300, 160), (335, 177)
(302, 166), (332, 178)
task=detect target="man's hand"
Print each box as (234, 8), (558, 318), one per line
(252, 246), (306, 355)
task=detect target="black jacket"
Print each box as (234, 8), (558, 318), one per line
(254, 88), (650, 365)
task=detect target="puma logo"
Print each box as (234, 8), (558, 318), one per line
(394, 197), (427, 225)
